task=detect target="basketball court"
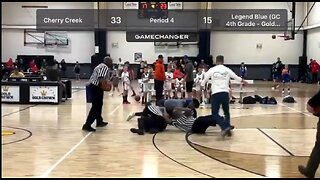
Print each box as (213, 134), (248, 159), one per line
(2, 2), (320, 178)
(1, 80), (319, 178)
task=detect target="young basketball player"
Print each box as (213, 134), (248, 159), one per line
(193, 66), (205, 102)
(141, 67), (150, 104)
(121, 66), (131, 104)
(240, 62), (247, 79)
(164, 69), (174, 99)
(282, 64), (290, 95)
(173, 66), (185, 99)
(110, 69), (120, 96)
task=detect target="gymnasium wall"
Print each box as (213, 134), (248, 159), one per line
(306, 2), (320, 26)
(306, 2), (320, 61)
(1, 29), (95, 63)
(1, 2), (95, 63)
(211, 31), (303, 65)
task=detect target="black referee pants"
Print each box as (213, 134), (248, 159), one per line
(134, 103), (167, 132)
(85, 83), (104, 126)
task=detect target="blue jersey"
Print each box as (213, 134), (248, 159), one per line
(282, 69), (290, 83)
(240, 66), (247, 78)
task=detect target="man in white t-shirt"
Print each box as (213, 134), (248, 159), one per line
(202, 55), (248, 137)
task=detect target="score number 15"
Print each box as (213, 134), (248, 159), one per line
(203, 17), (212, 24)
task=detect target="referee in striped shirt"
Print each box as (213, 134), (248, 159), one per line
(82, 57), (113, 132)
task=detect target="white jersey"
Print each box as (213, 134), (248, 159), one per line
(121, 71), (130, 90)
(194, 71), (205, 91)
(165, 72), (174, 90)
(142, 72), (150, 92)
(175, 78), (184, 89)
(202, 64), (242, 95)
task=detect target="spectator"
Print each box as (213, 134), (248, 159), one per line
(275, 57), (284, 82)
(29, 59), (39, 74)
(14, 58), (21, 70)
(10, 67), (25, 78)
(154, 55), (166, 105)
(41, 59), (47, 69)
(5, 58), (14, 76)
(74, 61), (81, 80)
(184, 57), (195, 98)
(310, 59), (320, 84)
(60, 59), (67, 78)
(138, 61), (145, 79)
(1, 64), (5, 80)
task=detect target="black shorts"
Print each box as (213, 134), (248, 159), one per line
(186, 81), (194, 92)
(75, 68), (80, 74)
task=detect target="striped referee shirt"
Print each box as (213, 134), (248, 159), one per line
(89, 63), (109, 86)
(171, 111), (196, 132)
(147, 104), (163, 117)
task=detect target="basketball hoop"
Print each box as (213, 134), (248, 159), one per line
(277, 33), (290, 40)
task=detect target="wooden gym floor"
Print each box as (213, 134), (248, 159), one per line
(2, 80), (320, 178)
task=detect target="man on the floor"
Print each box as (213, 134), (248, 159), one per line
(127, 103), (168, 135)
(128, 104), (219, 134)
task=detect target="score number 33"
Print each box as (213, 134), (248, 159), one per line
(111, 17), (121, 24)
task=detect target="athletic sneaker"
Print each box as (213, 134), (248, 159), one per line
(298, 165), (312, 178)
(221, 127), (231, 137)
(126, 112), (135, 121)
(96, 122), (108, 127)
(130, 128), (144, 135)
(82, 125), (96, 132)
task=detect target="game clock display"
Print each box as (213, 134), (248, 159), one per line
(138, 2), (168, 19)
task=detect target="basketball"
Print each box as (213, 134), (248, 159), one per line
(135, 95), (141, 102)
(272, 35), (276, 39)
(100, 80), (112, 91)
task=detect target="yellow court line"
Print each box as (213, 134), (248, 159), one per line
(2, 130), (15, 136)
